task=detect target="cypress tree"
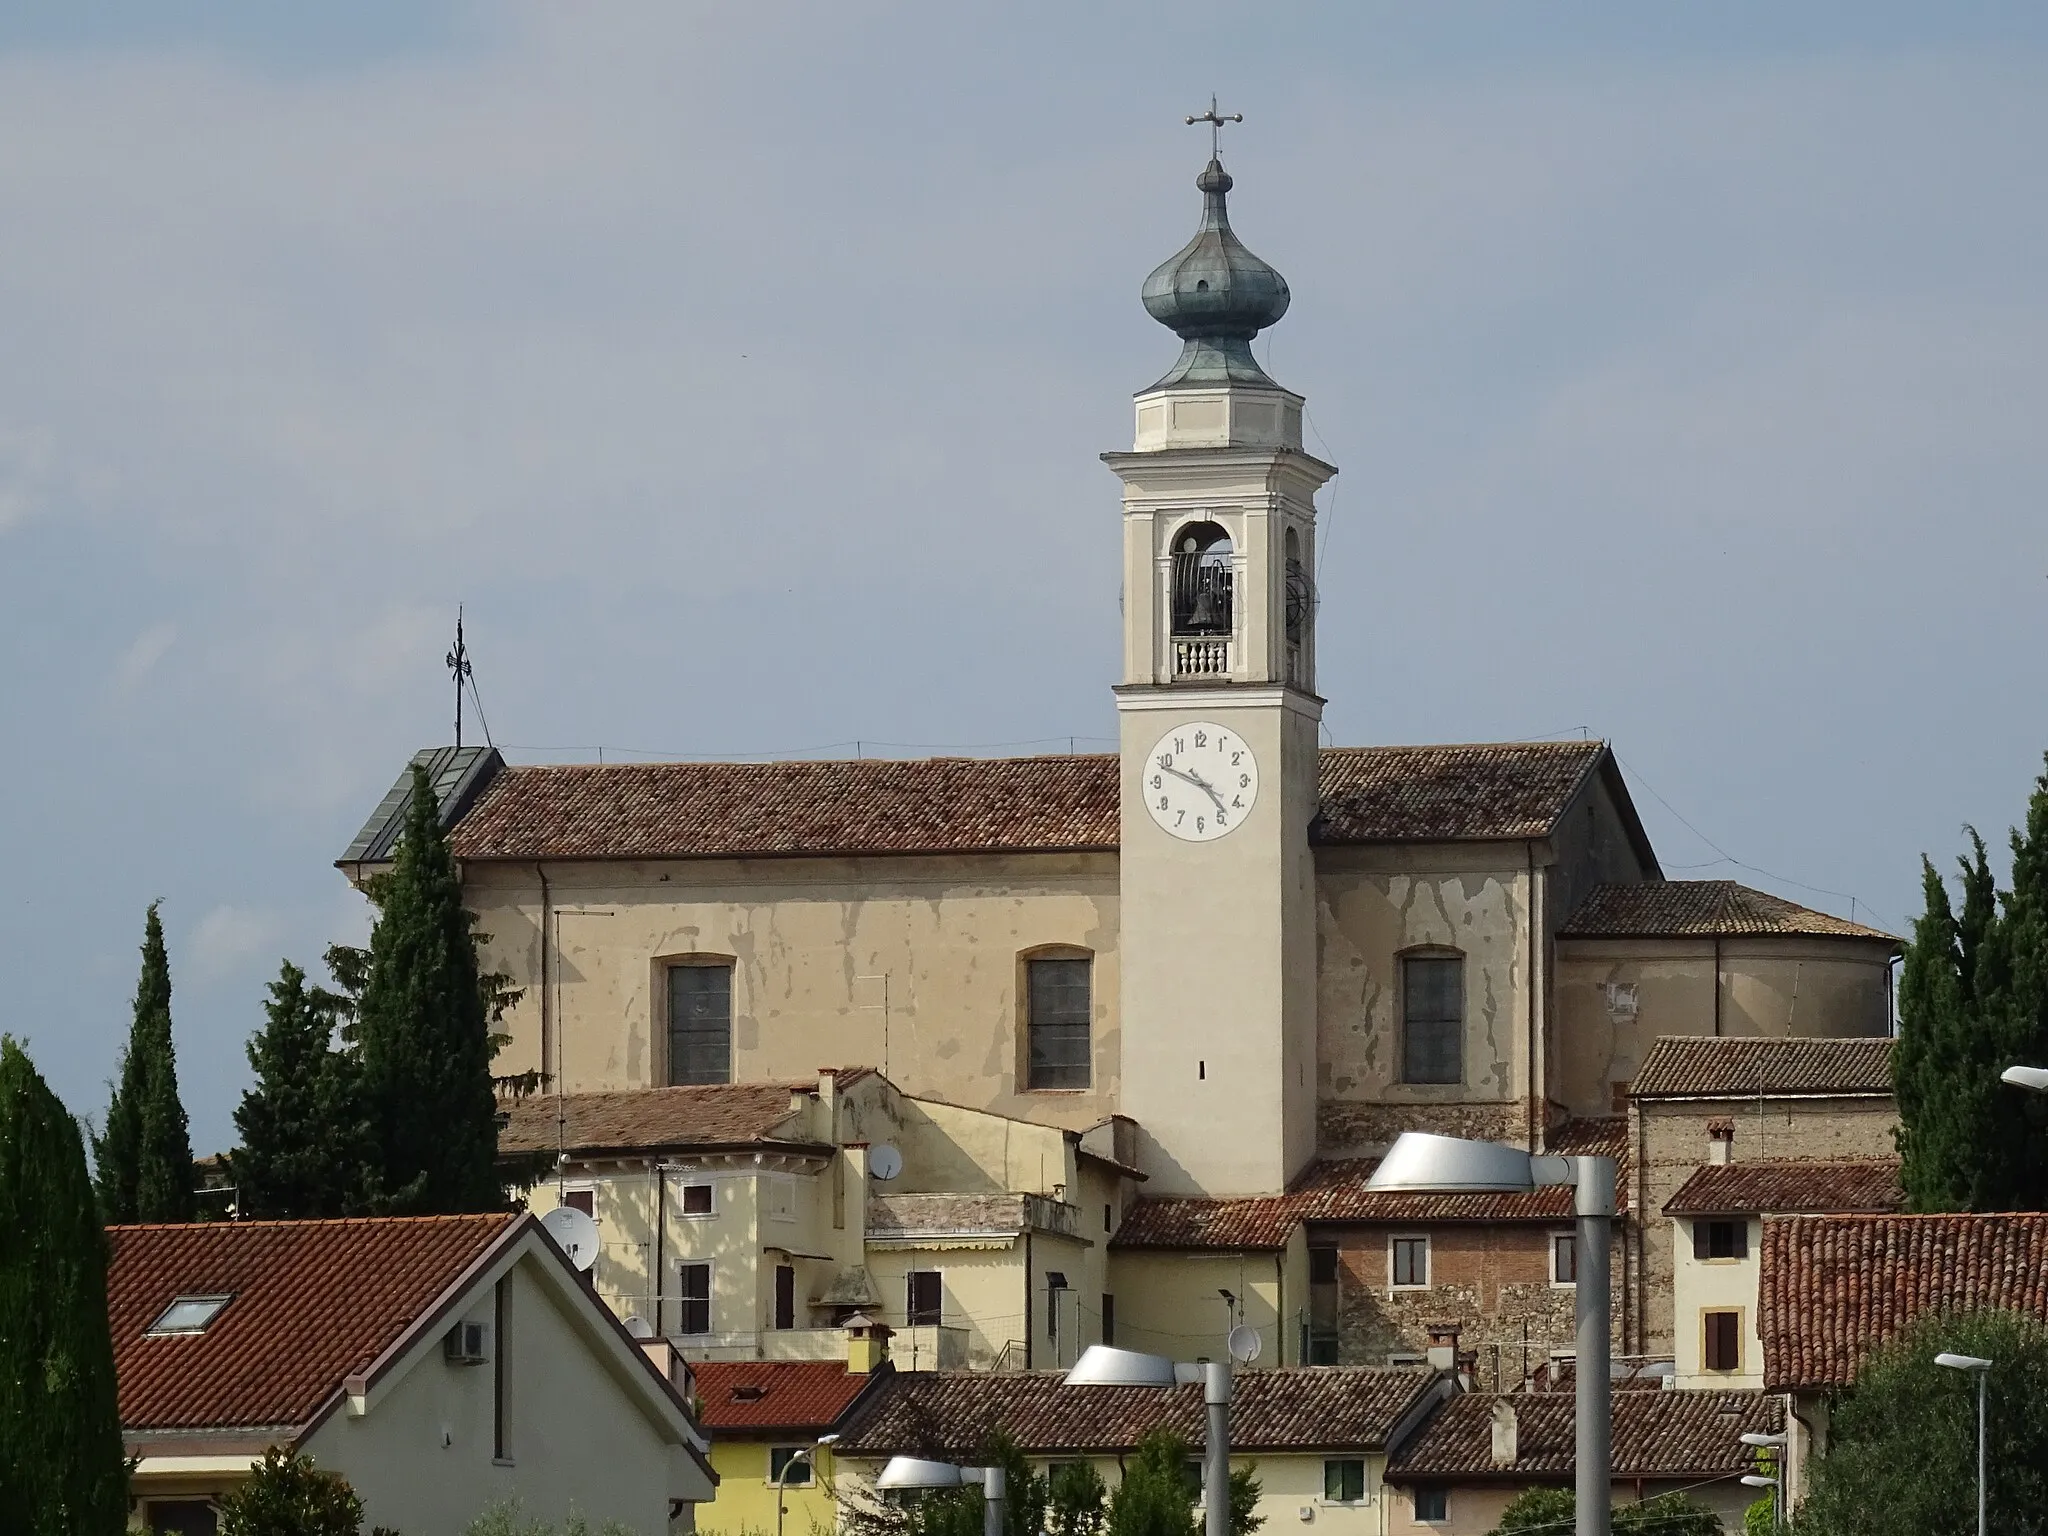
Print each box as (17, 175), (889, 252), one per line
(355, 763), (501, 1213)
(94, 902), (195, 1223)
(232, 961), (375, 1219)
(0, 1037), (129, 1534)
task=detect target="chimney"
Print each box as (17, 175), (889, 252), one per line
(844, 1311), (892, 1375)
(1490, 1400), (1519, 1467)
(1707, 1119), (1735, 1166)
(1425, 1325), (1461, 1375)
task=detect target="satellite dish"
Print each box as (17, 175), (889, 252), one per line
(622, 1314), (654, 1340)
(1227, 1324), (1263, 1366)
(543, 1205), (600, 1271)
(869, 1143), (903, 1181)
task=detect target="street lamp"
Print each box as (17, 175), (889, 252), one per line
(877, 1454), (1007, 1536)
(1064, 1344), (1232, 1536)
(1935, 1352), (1993, 1536)
(775, 1434), (840, 1536)
(1740, 1430), (1787, 1531)
(2001, 1065), (2048, 1092)
(1365, 1133), (1617, 1536)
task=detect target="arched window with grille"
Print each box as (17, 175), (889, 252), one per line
(1170, 521), (1234, 636)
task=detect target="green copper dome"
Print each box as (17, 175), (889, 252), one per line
(1140, 158), (1291, 390)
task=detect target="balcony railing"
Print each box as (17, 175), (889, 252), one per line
(1173, 638), (1229, 678)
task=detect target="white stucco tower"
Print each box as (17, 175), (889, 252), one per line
(1109, 151), (1336, 1196)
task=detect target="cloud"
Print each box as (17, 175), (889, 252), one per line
(109, 622), (178, 698)
(188, 905), (289, 984)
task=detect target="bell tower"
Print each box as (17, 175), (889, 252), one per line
(1109, 128), (1336, 1196)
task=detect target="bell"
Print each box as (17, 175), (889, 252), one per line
(1188, 578), (1228, 632)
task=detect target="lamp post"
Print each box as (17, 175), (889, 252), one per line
(1934, 1352), (1992, 1536)
(1064, 1345), (1232, 1536)
(1364, 1133), (1616, 1536)
(2001, 1064), (2048, 1092)
(877, 1455), (1007, 1536)
(776, 1434), (840, 1536)
(1740, 1431), (1787, 1532)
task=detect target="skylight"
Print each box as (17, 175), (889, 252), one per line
(146, 1294), (232, 1336)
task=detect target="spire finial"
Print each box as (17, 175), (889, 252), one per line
(446, 605), (472, 749)
(1185, 95), (1243, 161)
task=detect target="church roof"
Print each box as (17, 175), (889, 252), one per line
(497, 1082), (831, 1157)
(350, 739), (1633, 864)
(1559, 880), (1898, 943)
(1630, 1036), (1895, 1100)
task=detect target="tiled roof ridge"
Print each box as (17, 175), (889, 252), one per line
(487, 740), (1602, 772)
(1560, 880), (1899, 943)
(106, 1212), (516, 1233)
(1630, 1034), (1895, 1099)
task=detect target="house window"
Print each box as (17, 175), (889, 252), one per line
(562, 1187), (595, 1217)
(1047, 1271), (1069, 1344)
(1102, 1293), (1116, 1346)
(774, 1264), (796, 1331)
(667, 963), (733, 1085)
(677, 1262), (712, 1335)
(145, 1294), (233, 1336)
(1704, 1310), (1742, 1373)
(769, 1446), (814, 1487)
(1310, 1246), (1340, 1285)
(1695, 1219), (1749, 1261)
(680, 1181), (714, 1216)
(1391, 1235), (1430, 1288)
(1307, 1329), (1340, 1365)
(1027, 956), (1092, 1090)
(1414, 1487), (1450, 1523)
(149, 1501), (219, 1536)
(493, 1276), (511, 1461)
(1551, 1232), (1577, 1285)
(1401, 954), (1464, 1084)
(1323, 1460), (1366, 1504)
(907, 1270), (942, 1326)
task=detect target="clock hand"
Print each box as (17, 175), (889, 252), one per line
(1169, 765), (1229, 815)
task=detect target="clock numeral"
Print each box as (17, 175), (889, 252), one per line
(1214, 811), (1226, 827)
(1158, 796), (1170, 811)
(1151, 774), (1162, 789)
(1173, 736), (1185, 754)
(1195, 816), (1206, 833)
(1239, 774), (1251, 788)
(1157, 754), (1173, 770)
(1218, 734), (1230, 749)
(1232, 795), (1244, 809)
(1231, 751), (1242, 766)
(1174, 810), (1185, 827)
(1193, 730), (1207, 748)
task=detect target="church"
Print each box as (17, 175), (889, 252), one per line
(342, 145), (1898, 1382)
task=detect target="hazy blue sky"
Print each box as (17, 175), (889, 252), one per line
(5, 3), (2046, 1151)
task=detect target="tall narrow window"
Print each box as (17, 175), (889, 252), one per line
(668, 963), (733, 1085)
(774, 1264), (796, 1331)
(1703, 1310), (1741, 1372)
(1102, 1293), (1116, 1346)
(493, 1276), (511, 1461)
(1401, 954), (1464, 1085)
(1027, 956), (1091, 1090)
(907, 1270), (942, 1326)
(1391, 1235), (1430, 1288)
(677, 1262), (711, 1335)
(1551, 1232), (1577, 1285)
(1046, 1271), (1068, 1345)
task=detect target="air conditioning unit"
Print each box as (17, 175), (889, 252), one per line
(443, 1321), (488, 1365)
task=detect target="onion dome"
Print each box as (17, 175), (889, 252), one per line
(1140, 158), (1291, 390)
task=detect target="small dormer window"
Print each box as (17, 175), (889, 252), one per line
(146, 1294), (232, 1336)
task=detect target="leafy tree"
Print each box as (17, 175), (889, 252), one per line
(0, 1036), (128, 1534)
(1743, 1492), (1775, 1536)
(1225, 1468), (1262, 1536)
(231, 961), (376, 1218)
(216, 1448), (364, 1536)
(1107, 1430), (1198, 1536)
(354, 763), (504, 1213)
(1048, 1461), (1108, 1536)
(1896, 757), (2048, 1211)
(1488, 1487), (1721, 1536)
(1796, 1310), (2048, 1536)
(1489, 1487), (1573, 1535)
(461, 1503), (637, 1536)
(94, 901), (196, 1222)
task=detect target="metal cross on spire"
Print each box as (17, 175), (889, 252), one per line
(1185, 95), (1243, 159)
(446, 605), (472, 749)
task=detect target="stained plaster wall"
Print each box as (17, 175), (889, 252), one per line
(1553, 938), (1895, 1120)
(1108, 1232), (1307, 1367)
(1629, 1096), (1899, 1354)
(1670, 1217), (1764, 1388)
(461, 853), (1121, 1131)
(1314, 846), (1538, 1156)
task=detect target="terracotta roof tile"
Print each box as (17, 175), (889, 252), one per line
(1760, 1213), (2048, 1390)
(109, 1214), (516, 1432)
(1664, 1160), (1902, 1217)
(691, 1360), (886, 1433)
(1559, 882), (1899, 942)
(1630, 1036), (1894, 1099)
(1386, 1390), (1781, 1481)
(442, 742), (1612, 863)
(499, 1083), (822, 1157)
(835, 1368), (1442, 1456)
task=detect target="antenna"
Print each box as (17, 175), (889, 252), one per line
(1227, 1323), (1263, 1365)
(868, 1143), (903, 1181)
(446, 606), (473, 749)
(542, 1205), (600, 1271)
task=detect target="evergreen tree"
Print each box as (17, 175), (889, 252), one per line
(1897, 758), (2048, 1211)
(0, 1037), (128, 1534)
(232, 961), (376, 1219)
(355, 763), (502, 1213)
(217, 1447), (363, 1536)
(94, 901), (195, 1223)
(1107, 1430), (1199, 1536)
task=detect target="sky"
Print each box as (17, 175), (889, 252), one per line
(4, 2), (2047, 1152)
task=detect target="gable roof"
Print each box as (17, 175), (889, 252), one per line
(1630, 1036), (1895, 1100)
(1760, 1212), (2048, 1390)
(340, 740), (1647, 865)
(340, 746), (506, 864)
(498, 1082), (828, 1158)
(834, 1368), (1445, 1456)
(1560, 881), (1898, 943)
(109, 1214), (517, 1432)
(691, 1359), (888, 1434)
(1386, 1389), (1781, 1482)
(1664, 1160), (1902, 1217)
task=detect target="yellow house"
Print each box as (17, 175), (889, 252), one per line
(691, 1348), (893, 1536)
(110, 1213), (714, 1535)
(831, 1366), (1453, 1536)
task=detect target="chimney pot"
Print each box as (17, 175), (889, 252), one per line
(1490, 1400), (1519, 1467)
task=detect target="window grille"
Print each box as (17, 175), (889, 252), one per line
(1401, 955), (1464, 1085)
(668, 964), (733, 1085)
(1027, 957), (1091, 1089)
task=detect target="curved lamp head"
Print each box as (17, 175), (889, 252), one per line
(1740, 1475), (1778, 1489)
(1935, 1352), (1993, 1372)
(878, 1457), (966, 1490)
(1064, 1344), (1179, 1387)
(2001, 1065), (2048, 1092)
(1366, 1132), (1541, 1193)
(1740, 1432), (1787, 1448)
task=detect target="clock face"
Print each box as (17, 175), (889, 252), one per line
(1142, 721), (1259, 842)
